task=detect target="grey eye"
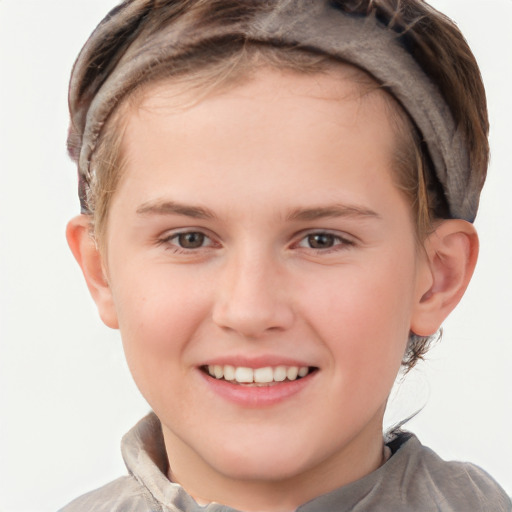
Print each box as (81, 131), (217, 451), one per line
(177, 232), (206, 249)
(306, 233), (336, 249)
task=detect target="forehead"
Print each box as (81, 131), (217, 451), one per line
(115, 68), (402, 211)
(124, 66), (395, 154)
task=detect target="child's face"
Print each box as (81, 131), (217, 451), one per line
(101, 68), (431, 497)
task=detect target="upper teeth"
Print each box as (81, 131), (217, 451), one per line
(207, 365), (310, 384)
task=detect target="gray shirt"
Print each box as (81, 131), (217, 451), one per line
(59, 413), (511, 512)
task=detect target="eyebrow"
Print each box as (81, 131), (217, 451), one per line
(136, 200), (381, 222)
(136, 200), (216, 219)
(286, 204), (381, 222)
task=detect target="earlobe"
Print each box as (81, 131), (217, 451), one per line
(66, 215), (119, 329)
(411, 220), (479, 337)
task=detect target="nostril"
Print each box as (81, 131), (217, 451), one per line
(212, 298), (295, 339)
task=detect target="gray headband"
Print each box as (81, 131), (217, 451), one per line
(68, 0), (478, 221)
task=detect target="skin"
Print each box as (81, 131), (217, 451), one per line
(68, 68), (478, 512)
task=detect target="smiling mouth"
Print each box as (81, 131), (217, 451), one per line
(201, 365), (317, 385)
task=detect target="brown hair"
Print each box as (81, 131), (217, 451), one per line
(71, 0), (489, 369)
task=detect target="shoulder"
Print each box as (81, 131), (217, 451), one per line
(58, 475), (162, 512)
(392, 433), (512, 511)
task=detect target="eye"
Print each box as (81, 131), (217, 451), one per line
(295, 231), (354, 251)
(175, 232), (207, 249)
(304, 233), (338, 249)
(158, 230), (217, 252)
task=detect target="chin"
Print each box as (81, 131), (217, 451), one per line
(203, 438), (321, 482)
(219, 458), (308, 482)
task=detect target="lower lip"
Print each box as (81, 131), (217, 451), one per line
(199, 370), (316, 407)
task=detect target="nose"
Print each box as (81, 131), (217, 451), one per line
(212, 251), (295, 339)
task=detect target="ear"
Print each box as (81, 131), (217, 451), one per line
(411, 219), (479, 337)
(66, 215), (119, 329)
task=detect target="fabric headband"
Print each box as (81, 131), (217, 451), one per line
(68, 0), (478, 221)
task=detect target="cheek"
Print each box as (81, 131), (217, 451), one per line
(114, 282), (212, 415)
(300, 256), (415, 382)
(110, 266), (211, 378)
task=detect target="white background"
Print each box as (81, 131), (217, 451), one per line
(0, 1), (510, 510)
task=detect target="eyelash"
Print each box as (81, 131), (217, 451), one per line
(157, 230), (355, 254)
(157, 231), (218, 254)
(294, 231), (355, 253)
